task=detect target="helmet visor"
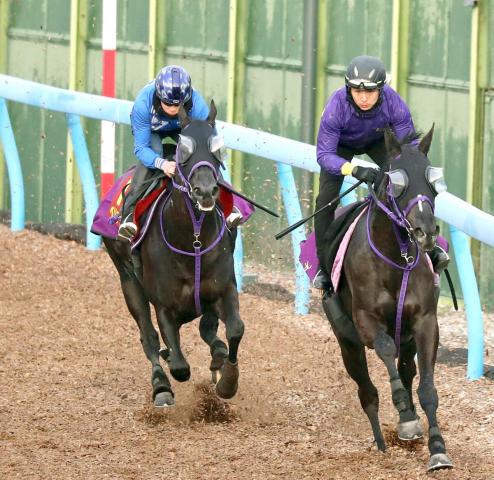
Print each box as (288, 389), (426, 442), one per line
(347, 79), (380, 90)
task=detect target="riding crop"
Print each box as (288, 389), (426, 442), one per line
(275, 179), (365, 240)
(217, 180), (279, 218)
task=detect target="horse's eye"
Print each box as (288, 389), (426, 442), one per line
(386, 170), (408, 198)
(426, 166), (447, 194)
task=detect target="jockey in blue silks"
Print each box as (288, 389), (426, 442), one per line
(118, 65), (209, 240)
(313, 55), (449, 290)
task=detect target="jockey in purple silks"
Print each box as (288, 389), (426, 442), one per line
(313, 55), (449, 290)
(118, 65), (243, 241)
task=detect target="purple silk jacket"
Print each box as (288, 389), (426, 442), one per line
(317, 85), (415, 175)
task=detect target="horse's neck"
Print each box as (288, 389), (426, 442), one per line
(368, 203), (410, 263)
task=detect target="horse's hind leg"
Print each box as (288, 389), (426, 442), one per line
(104, 240), (174, 407)
(397, 338), (423, 440)
(415, 317), (453, 471)
(373, 329), (417, 425)
(199, 312), (228, 383)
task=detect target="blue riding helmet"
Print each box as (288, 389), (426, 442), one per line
(155, 65), (192, 106)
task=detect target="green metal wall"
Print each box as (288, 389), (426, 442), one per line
(1, 0), (493, 307)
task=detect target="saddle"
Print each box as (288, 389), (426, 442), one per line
(91, 167), (235, 242)
(322, 200), (369, 277)
(299, 200), (368, 287)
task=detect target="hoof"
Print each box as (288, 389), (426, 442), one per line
(427, 453), (453, 471)
(215, 360), (239, 400)
(210, 347), (228, 372)
(397, 419), (424, 440)
(154, 391), (175, 408)
(170, 365), (191, 382)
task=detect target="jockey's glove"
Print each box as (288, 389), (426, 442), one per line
(348, 165), (378, 184)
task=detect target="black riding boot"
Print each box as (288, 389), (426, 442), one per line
(313, 170), (343, 291)
(118, 164), (154, 241)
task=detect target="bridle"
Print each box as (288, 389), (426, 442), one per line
(365, 165), (436, 356)
(160, 132), (226, 317)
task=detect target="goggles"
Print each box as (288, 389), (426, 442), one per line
(161, 98), (181, 107)
(347, 79), (380, 90)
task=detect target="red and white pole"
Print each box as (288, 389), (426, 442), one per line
(100, 0), (117, 198)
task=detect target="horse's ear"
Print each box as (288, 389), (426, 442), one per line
(384, 127), (402, 158)
(178, 105), (190, 128)
(418, 123), (434, 155)
(207, 100), (217, 126)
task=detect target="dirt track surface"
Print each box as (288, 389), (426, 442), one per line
(1, 225), (493, 480)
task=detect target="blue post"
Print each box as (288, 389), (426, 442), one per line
(449, 225), (484, 379)
(0, 98), (25, 231)
(221, 163), (244, 291)
(340, 176), (359, 206)
(66, 114), (101, 250)
(277, 162), (310, 314)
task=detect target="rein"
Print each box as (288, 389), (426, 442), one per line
(366, 183), (434, 356)
(161, 155), (226, 317)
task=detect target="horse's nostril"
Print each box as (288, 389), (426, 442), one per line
(212, 186), (219, 196)
(193, 187), (201, 196)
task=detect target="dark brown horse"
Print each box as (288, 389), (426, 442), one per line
(322, 126), (453, 471)
(104, 102), (244, 407)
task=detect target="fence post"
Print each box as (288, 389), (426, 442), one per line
(449, 225), (484, 379)
(66, 113), (101, 250)
(277, 162), (310, 314)
(0, 98), (25, 231)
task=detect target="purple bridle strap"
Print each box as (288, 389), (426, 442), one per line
(366, 187), (436, 357)
(160, 192), (226, 316)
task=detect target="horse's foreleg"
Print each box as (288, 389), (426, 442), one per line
(107, 248), (174, 407)
(397, 338), (424, 440)
(340, 338), (385, 451)
(415, 318), (453, 471)
(324, 298), (385, 450)
(155, 306), (190, 382)
(373, 329), (417, 424)
(199, 312), (228, 380)
(215, 286), (244, 399)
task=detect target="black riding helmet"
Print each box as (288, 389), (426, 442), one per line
(345, 55), (387, 113)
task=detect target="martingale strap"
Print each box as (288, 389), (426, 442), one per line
(367, 186), (434, 357)
(159, 187), (226, 317)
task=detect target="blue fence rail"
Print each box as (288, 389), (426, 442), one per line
(1, 74), (493, 379)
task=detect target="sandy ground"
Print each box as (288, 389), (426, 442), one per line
(1, 225), (493, 480)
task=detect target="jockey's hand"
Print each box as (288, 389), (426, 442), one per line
(161, 160), (176, 178)
(352, 166), (378, 184)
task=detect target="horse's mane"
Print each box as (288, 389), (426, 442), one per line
(373, 129), (423, 196)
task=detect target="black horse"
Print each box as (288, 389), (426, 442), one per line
(103, 101), (244, 407)
(322, 126), (453, 471)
